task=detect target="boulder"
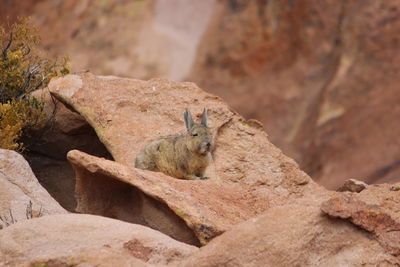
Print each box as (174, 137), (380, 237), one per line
(0, 149), (67, 229)
(337, 179), (368, 193)
(180, 197), (399, 266)
(0, 213), (197, 266)
(322, 183), (400, 258)
(68, 149), (254, 246)
(67, 150), (400, 265)
(46, 73), (399, 263)
(49, 73), (314, 245)
(322, 195), (400, 257)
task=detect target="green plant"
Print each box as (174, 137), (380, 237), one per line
(0, 18), (69, 151)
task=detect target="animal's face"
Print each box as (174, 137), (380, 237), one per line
(187, 124), (213, 155)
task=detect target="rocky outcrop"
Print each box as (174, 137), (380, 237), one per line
(0, 213), (197, 266)
(0, 149), (67, 229)
(49, 73), (313, 245)
(25, 88), (112, 211)
(188, 0), (400, 189)
(43, 73), (398, 265)
(69, 149), (255, 245)
(1, 71), (399, 265)
(337, 179), (368, 193)
(1, 2), (399, 263)
(322, 184), (400, 258)
(179, 183), (400, 266)
(180, 198), (399, 266)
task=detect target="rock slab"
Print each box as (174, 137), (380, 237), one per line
(49, 73), (314, 244)
(0, 149), (67, 229)
(0, 213), (197, 266)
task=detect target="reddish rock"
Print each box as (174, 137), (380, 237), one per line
(1, 2), (400, 264)
(49, 73), (399, 265)
(189, 0), (400, 189)
(180, 198), (399, 266)
(1, 0), (150, 77)
(0, 0), (215, 81)
(0, 214), (197, 266)
(69, 149), (257, 245)
(356, 183), (400, 223)
(337, 178), (368, 193)
(321, 193), (400, 257)
(47, 73), (313, 245)
(2, 72), (399, 264)
(0, 149), (67, 229)
(0, 0), (43, 23)
(297, 0), (400, 189)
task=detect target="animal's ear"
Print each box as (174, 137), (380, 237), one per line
(184, 108), (195, 132)
(201, 108), (208, 127)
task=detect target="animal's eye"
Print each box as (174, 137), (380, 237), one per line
(192, 133), (198, 137)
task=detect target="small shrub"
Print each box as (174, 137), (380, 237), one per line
(0, 201), (43, 229)
(0, 18), (69, 151)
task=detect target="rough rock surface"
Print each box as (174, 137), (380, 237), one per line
(348, 183), (400, 226)
(337, 179), (368, 193)
(46, 73), (400, 265)
(69, 149), (255, 245)
(189, 0), (400, 189)
(68, 149), (400, 265)
(0, 149), (67, 229)
(0, 213), (197, 266)
(1, 3), (399, 264)
(323, 183), (400, 257)
(49, 72), (313, 245)
(180, 197), (399, 266)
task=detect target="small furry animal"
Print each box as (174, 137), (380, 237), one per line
(135, 108), (213, 180)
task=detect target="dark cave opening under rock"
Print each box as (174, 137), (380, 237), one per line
(23, 96), (113, 212)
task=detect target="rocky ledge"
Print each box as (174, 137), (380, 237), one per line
(0, 73), (399, 266)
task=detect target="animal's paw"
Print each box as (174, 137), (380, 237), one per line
(199, 176), (209, 180)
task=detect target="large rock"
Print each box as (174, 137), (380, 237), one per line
(67, 150), (400, 266)
(0, 213), (197, 266)
(178, 183), (400, 266)
(180, 197), (399, 266)
(0, 149), (67, 229)
(322, 183), (400, 257)
(46, 73), (400, 264)
(68, 149), (255, 246)
(49, 73), (314, 245)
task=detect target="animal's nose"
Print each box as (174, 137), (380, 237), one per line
(206, 142), (211, 148)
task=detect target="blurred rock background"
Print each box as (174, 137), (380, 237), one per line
(1, 0), (399, 189)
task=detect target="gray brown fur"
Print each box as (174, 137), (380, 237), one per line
(135, 109), (213, 180)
